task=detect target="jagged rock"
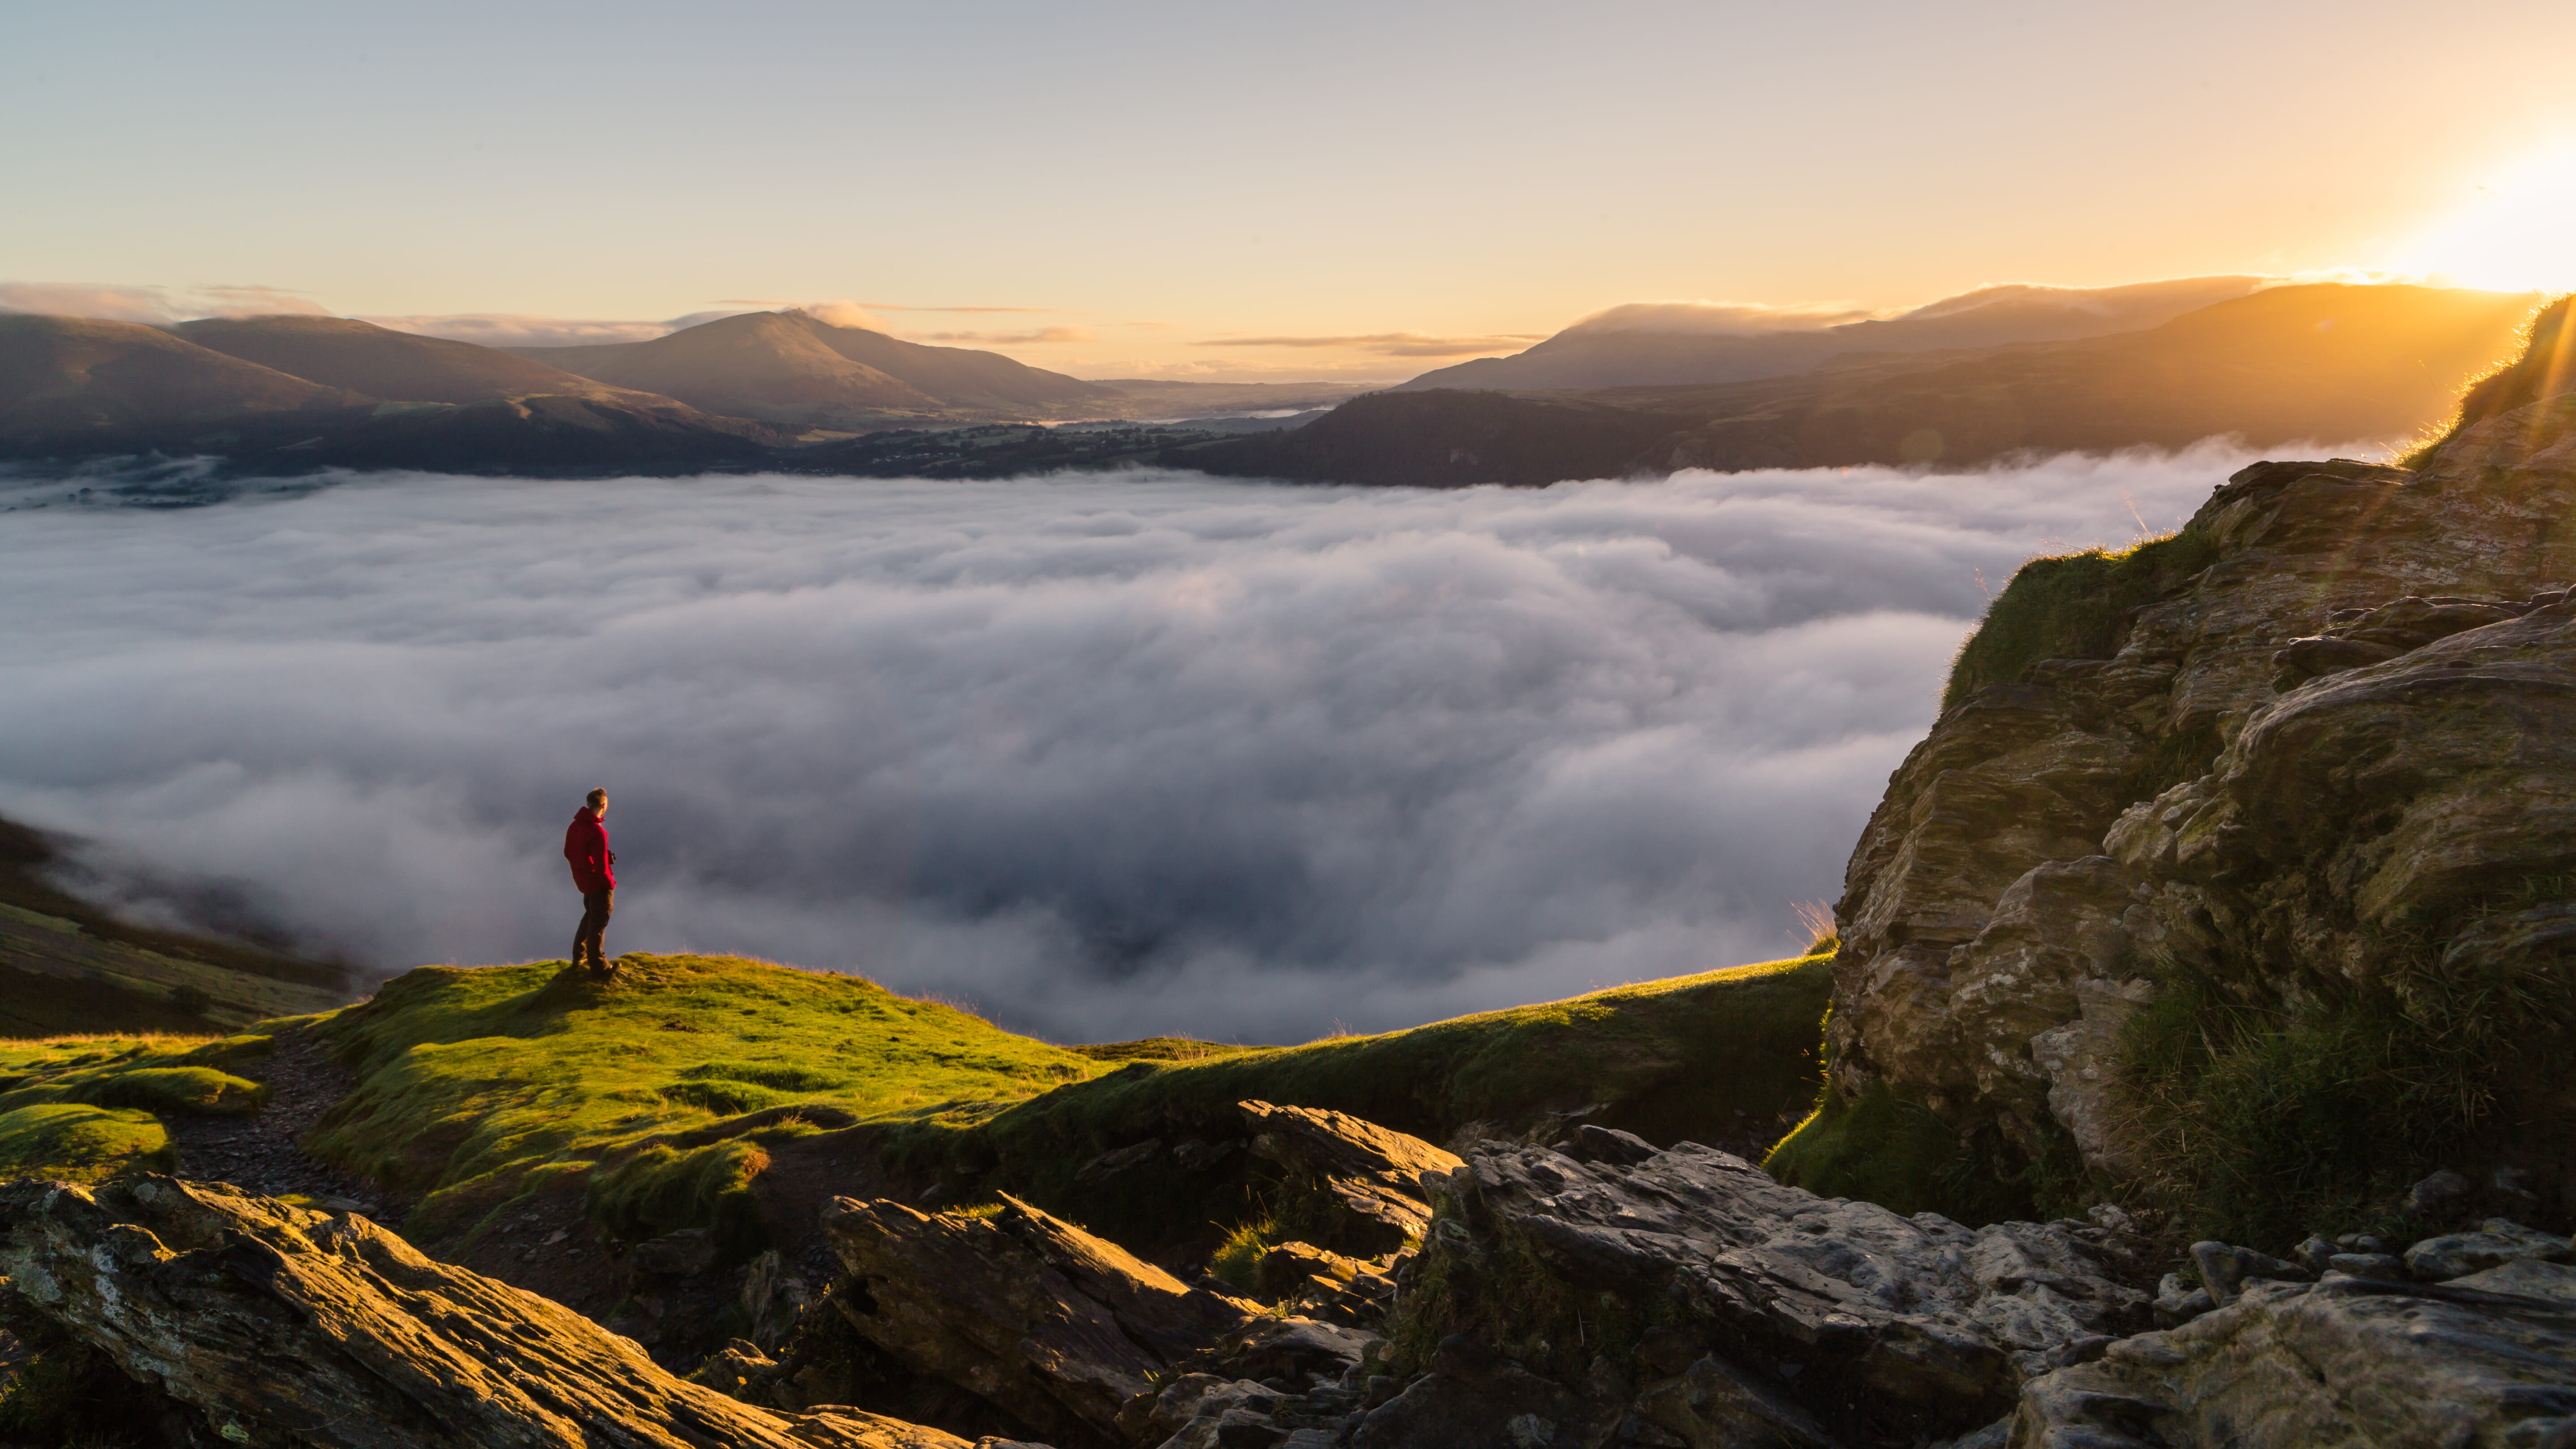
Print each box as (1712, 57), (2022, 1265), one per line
(1073, 1141), (1159, 1187)
(819, 1193), (1253, 1445)
(2150, 1275), (2214, 1329)
(2405, 1167), (2474, 1217)
(1413, 1140), (2150, 1441)
(2402, 1218), (2574, 1282)
(2007, 1260), (2576, 1448)
(2187, 1241), (2308, 1305)
(1254, 1241), (1362, 1299)
(1626, 1351), (1839, 1448)
(1558, 1124), (1659, 1166)
(742, 1248), (817, 1352)
(632, 1225), (720, 1278)
(1239, 1101), (1461, 1255)
(1350, 1335), (1596, 1449)
(2322, 1253), (2407, 1282)
(0, 1176), (969, 1449)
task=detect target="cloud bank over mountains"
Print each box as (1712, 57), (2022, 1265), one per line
(0, 450), (2278, 1042)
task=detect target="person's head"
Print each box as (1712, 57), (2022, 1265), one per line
(586, 787), (608, 817)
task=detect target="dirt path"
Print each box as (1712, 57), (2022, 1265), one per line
(163, 1029), (401, 1219)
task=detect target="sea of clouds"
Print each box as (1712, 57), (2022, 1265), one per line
(0, 447), (2308, 1042)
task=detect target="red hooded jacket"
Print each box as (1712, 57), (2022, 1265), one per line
(564, 810), (614, 894)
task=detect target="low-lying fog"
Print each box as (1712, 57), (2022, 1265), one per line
(0, 448), (2292, 1042)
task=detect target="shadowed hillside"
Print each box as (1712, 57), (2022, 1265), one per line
(514, 310), (1123, 428)
(0, 315), (358, 440)
(170, 315), (679, 407)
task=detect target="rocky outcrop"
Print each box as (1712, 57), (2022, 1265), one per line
(0, 1176), (968, 1449)
(1395, 1139), (2151, 1444)
(818, 1194), (1254, 1446)
(1824, 432), (2576, 1193)
(2012, 1258), (2576, 1448)
(1240, 1100), (1461, 1254)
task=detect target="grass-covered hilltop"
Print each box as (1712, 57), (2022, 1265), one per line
(4, 305), (2576, 1449)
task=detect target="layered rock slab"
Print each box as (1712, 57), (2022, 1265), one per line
(2011, 1260), (2576, 1448)
(1240, 1099), (1462, 1254)
(819, 1193), (1253, 1446)
(0, 1176), (965, 1449)
(1412, 1141), (2151, 1441)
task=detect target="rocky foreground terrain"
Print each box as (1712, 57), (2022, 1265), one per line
(8, 307), (2576, 1445)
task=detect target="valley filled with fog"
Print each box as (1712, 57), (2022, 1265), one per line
(0, 449), (2300, 1042)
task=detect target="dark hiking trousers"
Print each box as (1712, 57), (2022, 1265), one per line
(575, 888), (614, 967)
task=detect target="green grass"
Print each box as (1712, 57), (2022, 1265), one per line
(0, 951), (1833, 1265)
(302, 953), (1117, 1247)
(0, 1103), (173, 1183)
(893, 951), (1834, 1248)
(2114, 940), (2574, 1246)
(1942, 526), (2221, 709)
(1763, 1077), (2052, 1225)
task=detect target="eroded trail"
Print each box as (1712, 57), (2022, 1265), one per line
(162, 1029), (393, 1217)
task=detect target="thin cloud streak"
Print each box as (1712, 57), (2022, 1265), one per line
(1200, 332), (1549, 357)
(0, 446), (2290, 1042)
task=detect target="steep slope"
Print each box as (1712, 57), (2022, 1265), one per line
(169, 315), (676, 407)
(1399, 274), (2268, 390)
(1773, 298), (2576, 1241)
(514, 310), (1120, 426)
(0, 314), (358, 441)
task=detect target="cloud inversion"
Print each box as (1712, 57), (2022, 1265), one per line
(0, 447), (2287, 1042)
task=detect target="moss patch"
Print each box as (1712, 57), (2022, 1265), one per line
(1763, 1077), (2051, 1225)
(1943, 527), (2220, 709)
(0, 1103), (173, 1182)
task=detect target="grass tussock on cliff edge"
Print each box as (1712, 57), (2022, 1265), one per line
(1941, 526), (2221, 709)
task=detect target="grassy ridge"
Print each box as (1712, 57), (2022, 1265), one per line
(0, 951), (1832, 1262)
(897, 952), (1834, 1248)
(305, 954), (1113, 1243)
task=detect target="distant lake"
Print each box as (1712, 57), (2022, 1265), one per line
(0, 450), (2257, 1042)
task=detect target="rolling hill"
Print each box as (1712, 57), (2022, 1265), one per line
(512, 309), (1125, 427)
(0, 315), (359, 441)
(170, 315), (670, 407)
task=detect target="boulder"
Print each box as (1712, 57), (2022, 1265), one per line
(818, 1193), (1253, 1445)
(2402, 1218), (2574, 1282)
(0, 1176), (968, 1449)
(1411, 1140), (2151, 1442)
(2007, 1260), (2576, 1448)
(1240, 1101), (1461, 1255)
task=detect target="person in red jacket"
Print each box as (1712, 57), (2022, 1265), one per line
(563, 787), (618, 974)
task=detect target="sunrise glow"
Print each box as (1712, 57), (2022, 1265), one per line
(2400, 142), (2576, 292)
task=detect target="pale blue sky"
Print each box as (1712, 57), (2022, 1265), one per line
(7, 0), (2573, 377)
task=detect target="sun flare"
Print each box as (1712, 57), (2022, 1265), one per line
(2399, 143), (2576, 293)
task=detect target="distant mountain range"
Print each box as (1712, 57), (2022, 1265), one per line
(0, 282), (2544, 484)
(0, 310), (1371, 476)
(1398, 276), (2272, 391)
(506, 310), (1125, 429)
(1182, 284), (2542, 484)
